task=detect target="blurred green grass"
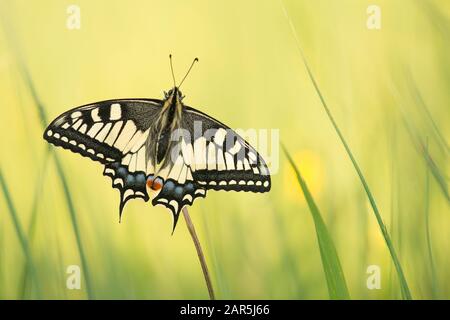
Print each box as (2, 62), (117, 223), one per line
(283, 145), (350, 299)
(0, 0), (449, 299)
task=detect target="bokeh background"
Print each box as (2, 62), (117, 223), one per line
(0, 0), (448, 299)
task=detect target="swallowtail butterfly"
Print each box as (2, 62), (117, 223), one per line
(43, 57), (271, 231)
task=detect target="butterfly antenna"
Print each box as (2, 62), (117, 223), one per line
(169, 54), (177, 87)
(178, 57), (199, 88)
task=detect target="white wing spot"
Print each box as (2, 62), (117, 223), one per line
(123, 189), (135, 201)
(195, 189), (206, 196)
(128, 153), (137, 172)
(229, 141), (241, 154)
(122, 130), (143, 154)
(114, 120), (137, 151)
(236, 160), (243, 170)
(168, 156), (184, 180)
(113, 178), (123, 187)
(71, 119), (83, 130)
(95, 123), (112, 142)
(169, 200), (179, 213)
(87, 123), (103, 138)
(244, 159), (251, 170)
(193, 137), (207, 170)
(207, 143), (216, 170)
(104, 168), (115, 175)
(130, 129), (149, 153)
(122, 154), (132, 166)
(217, 151), (226, 171)
(104, 121), (123, 146)
(79, 124), (88, 134)
(71, 111), (82, 119)
(214, 128), (227, 145)
(110, 103), (122, 120)
(136, 147), (146, 172)
(91, 108), (101, 122)
(225, 153), (235, 170)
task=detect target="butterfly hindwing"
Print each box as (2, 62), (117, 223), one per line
(103, 161), (151, 219)
(152, 177), (206, 230)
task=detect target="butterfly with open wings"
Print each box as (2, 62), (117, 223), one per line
(43, 57), (271, 232)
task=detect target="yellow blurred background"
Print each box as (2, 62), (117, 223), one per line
(0, 0), (448, 299)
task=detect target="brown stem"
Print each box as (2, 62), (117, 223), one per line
(182, 207), (215, 300)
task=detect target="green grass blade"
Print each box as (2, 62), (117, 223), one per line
(282, 145), (350, 300)
(407, 73), (449, 154)
(399, 113), (449, 202)
(279, 0), (412, 300)
(0, 10), (94, 299)
(0, 168), (41, 296)
(424, 139), (438, 298)
(389, 81), (448, 201)
(19, 149), (50, 299)
(20, 59), (95, 300)
(52, 152), (95, 299)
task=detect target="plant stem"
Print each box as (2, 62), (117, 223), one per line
(182, 207), (215, 300)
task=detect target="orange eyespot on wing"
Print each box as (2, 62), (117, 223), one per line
(147, 176), (163, 191)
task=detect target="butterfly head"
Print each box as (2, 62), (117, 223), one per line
(164, 87), (184, 101)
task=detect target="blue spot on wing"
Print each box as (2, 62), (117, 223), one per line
(104, 163), (206, 233)
(103, 161), (150, 221)
(152, 179), (206, 232)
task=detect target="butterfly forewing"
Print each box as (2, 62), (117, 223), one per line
(44, 99), (162, 161)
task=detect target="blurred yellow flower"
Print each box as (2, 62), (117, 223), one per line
(283, 150), (324, 203)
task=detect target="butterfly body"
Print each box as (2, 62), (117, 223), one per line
(149, 87), (183, 170)
(44, 85), (270, 231)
